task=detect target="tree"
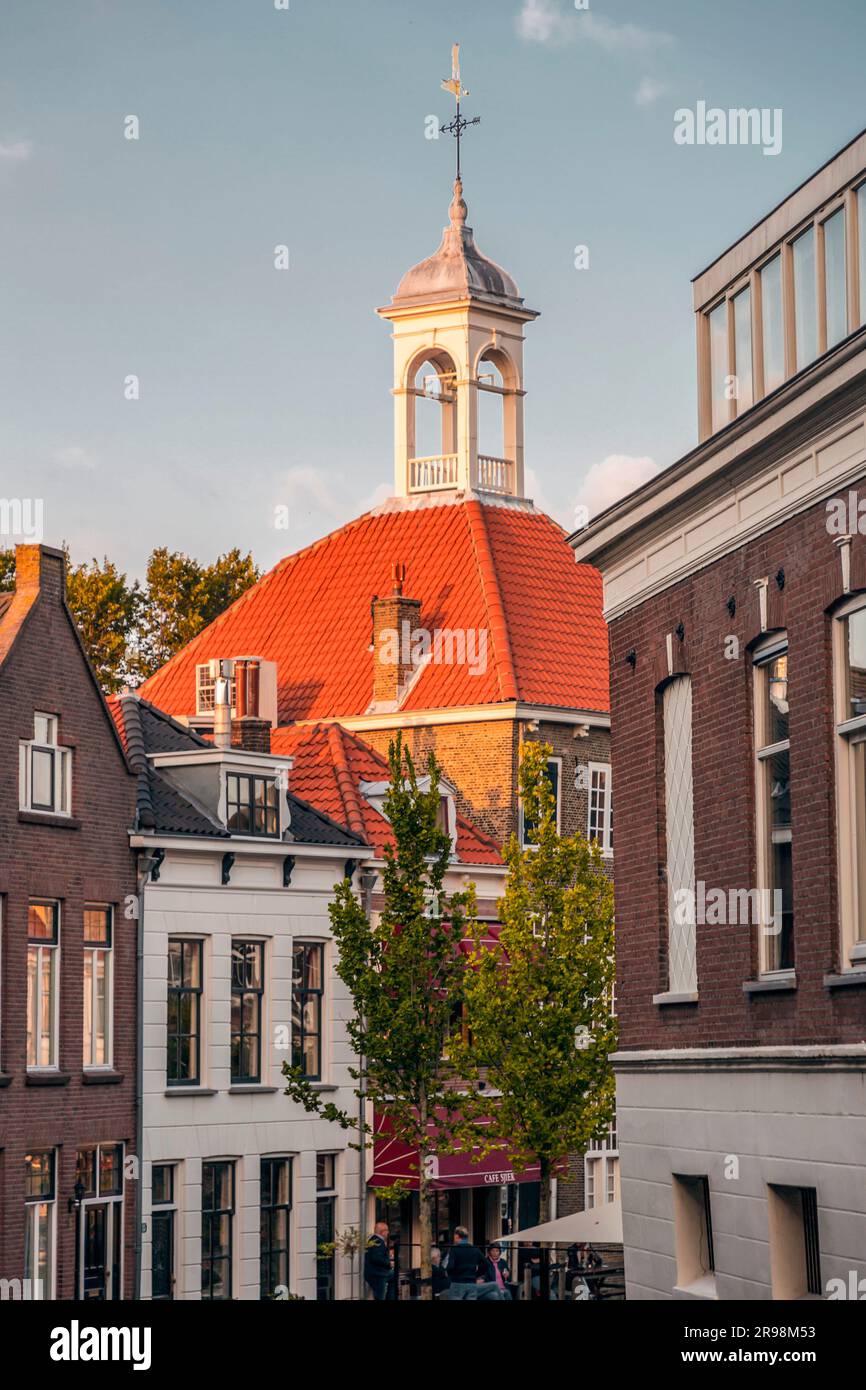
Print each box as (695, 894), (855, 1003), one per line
(282, 735), (483, 1300)
(0, 549), (15, 592)
(65, 553), (141, 693)
(136, 546), (259, 677)
(457, 740), (617, 1231)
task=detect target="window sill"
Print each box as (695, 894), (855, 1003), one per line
(164, 1086), (217, 1097)
(0, 1073), (12, 1088)
(743, 972), (797, 994)
(82, 1069), (125, 1085)
(673, 1276), (718, 1301)
(18, 810), (81, 829)
(652, 990), (699, 1006)
(824, 969), (866, 990)
(25, 1070), (71, 1086)
(228, 1084), (279, 1094)
(308, 1082), (337, 1092)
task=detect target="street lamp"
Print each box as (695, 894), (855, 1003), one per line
(68, 1180), (85, 1299)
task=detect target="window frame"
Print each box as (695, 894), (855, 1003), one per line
(832, 594), (866, 969)
(752, 637), (794, 976)
(19, 712), (71, 816)
(166, 938), (204, 1087)
(292, 941), (324, 1082)
(24, 1149), (56, 1300)
(260, 1156), (293, 1299)
(520, 755), (562, 848)
(83, 905), (114, 1070)
(75, 1142), (125, 1300)
(225, 772), (280, 839)
(586, 761), (613, 857)
(230, 939), (265, 1085)
(201, 1160), (235, 1302)
(151, 1163), (177, 1301)
(27, 900), (60, 1070)
(196, 665), (236, 715)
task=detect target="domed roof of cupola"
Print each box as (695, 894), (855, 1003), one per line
(390, 178), (523, 308)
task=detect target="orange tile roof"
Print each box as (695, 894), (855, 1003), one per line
(273, 722), (503, 866)
(138, 496), (609, 720)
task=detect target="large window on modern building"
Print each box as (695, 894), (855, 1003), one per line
(663, 677), (697, 996)
(753, 641), (794, 973)
(823, 208), (848, 349)
(792, 227), (818, 371)
(24, 1150), (56, 1299)
(27, 900), (59, 1069)
(260, 1157), (292, 1299)
(167, 939), (203, 1085)
(708, 299), (729, 433)
(75, 1143), (124, 1299)
(292, 942), (323, 1080)
(672, 1174), (716, 1294)
(760, 253), (785, 393)
(587, 762), (613, 856)
(19, 712), (71, 815)
(520, 756), (561, 846)
(832, 597), (866, 968)
(732, 286), (754, 413)
(226, 773), (279, 837)
(231, 940), (264, 1083)
(83, 906), (113, 1069)
(201, 1160), (234, 1301)
(767, 1184), (821, 1299)
(151, 1164), (177, 1301)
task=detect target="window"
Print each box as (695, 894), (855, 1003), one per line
(167, 939), (203, 1085)
(83, 906), (113, 1068)
(587, 762), (613, 855)
(226, 773), (279, 837)
(663, 677), (697, 996)
(196, 665), (235, 715)
(231, 940), (264, 1083)
(151, 1165), (176, 1301)
(75, 1143), (124, 1299)
(792, 227), (818, 371)
(732, 286), (754, 413)
(27, 900), (59, 1068)
(316, 1155), (337, 1302)
(708, 300), (729, 433)
(767, 1185), (821, 1299)
(292, 943), (323, 1080)
(24, 1150), (56, 1299)
(260, 1157), (292, 1299)
(754, 643), (794, 973)
(858, 183), (866, 326)
(760, 254), (785, 393)
(19, 712), (71, 815)
(584, 1119), (619, 1210)
(521, 757), (561, 846)
(832, 598), (866, 966)
(201, 1161), (234, 1301)
(823, 208), (848, 350)
(672, 1174), (715, 1294)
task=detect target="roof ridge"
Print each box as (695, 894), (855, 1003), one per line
(463, 499), (518, 701)
(117, 694), (157, 830)
(326, 723), (368, 841)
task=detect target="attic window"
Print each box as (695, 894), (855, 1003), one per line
(197, 664), (236, 715)
(19, 713), (71, 816)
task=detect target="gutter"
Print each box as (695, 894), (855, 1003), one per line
(133, 848), (160, 1300)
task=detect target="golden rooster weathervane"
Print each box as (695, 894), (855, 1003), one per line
(440, 43), (480, 181)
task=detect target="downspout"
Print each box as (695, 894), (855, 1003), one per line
(133, 848), (159, 1301)
(358, 866), (378, 1301)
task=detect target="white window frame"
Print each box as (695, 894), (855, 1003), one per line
(586, 761), (613, 857)
(27, 900), (60, 1071)
(753, 636), (793, 976)
(196, 664), (236, 715)
(583, 1119), (619, 1211)
(24, 1149), (56, 1300)
(19, 712), (71, 816)
(662, 676), (698, 998)
(150, 1160), (181, 1301)
(292, 938), (327, 1083)
(520, 756), (562, 847)
(83, 905), (114, 1070)
(832, 594), (866, 969)
(76, 1142), (125, 1300)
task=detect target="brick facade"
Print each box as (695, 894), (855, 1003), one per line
(0, 546), (137, 1299)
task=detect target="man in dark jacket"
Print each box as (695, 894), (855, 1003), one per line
(446, 1227), (506, 1300)
(364, 1221), (393, 1300)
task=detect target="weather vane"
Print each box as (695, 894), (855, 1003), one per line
(440, 43), (480, 182)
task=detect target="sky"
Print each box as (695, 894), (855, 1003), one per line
(2, 0), (866, 579)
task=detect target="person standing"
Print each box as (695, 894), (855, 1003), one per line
(364, 1221), (393, 1301)
(446, 1227), (505, 1300)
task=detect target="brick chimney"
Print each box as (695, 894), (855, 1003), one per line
(231, 658), (272, 753)
(15, 544), (65, 600)
(371, 563), (423, 708)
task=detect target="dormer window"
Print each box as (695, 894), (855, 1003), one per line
(19, 713), (70, 815)
(226, 773), (279, 837)
(197, 664), (236, 715)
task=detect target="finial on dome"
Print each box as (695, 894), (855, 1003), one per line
(449, 177), (468, 230)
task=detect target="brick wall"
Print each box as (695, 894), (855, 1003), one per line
(0, 547), (137, 1298)
(608, 488), (866, 1052)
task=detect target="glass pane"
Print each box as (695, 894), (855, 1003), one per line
(25, 1150), (55, 1200)
(761, 254), (785, 392)
(823, 209), (847, 348)
(31, 747), (54, 807)
(793, 228), (818, 370)
(33, 714), (53, 744)
(167, 941), (182, 988)
(100, 1144), (123, 1196)
(732, 287), (754, 412)
(761, 654), (789, 746)
(27, 948), (37, 1066)
(847, 609), (866, 717)
(306, 945), (322, 991)
(316, 1154), (335, 1191)
(152, 1165), (173, 1205)
(83, 952), (93, 1063)
(41, 950), (54, 1065)
(84, 907), (111, 945)
(708, 301), (729, 433)
(28, 901), (56, 941)
(859, 184), (866, 326)
(183, 941), (201, 988)
(94, 952), (107, 1065)
(76, 1149), (98, 1198)
(767, 747), (791, 832)
(768, 834), (795, 971)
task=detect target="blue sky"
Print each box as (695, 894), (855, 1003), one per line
(2, 0), (866, 577)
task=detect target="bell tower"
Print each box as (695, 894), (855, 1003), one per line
(377, 48), (538, 501)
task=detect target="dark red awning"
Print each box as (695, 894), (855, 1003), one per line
(370, 1110), (540, 1191)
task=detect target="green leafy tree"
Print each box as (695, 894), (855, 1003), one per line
(65, 552), (141, 693)
(283, 735), (483, 1300)
(457, 740), (617, 1227)
(136, 546), (259, 677)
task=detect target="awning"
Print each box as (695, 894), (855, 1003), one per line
(497, 1201), (623, 1245)
(370, 1111), (541, 1191)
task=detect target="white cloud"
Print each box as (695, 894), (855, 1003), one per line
(635, 76), (669, 108)
(576, 453), (659, 521)
(278, 465), (345, 520)
(0, 138), (32, 164)
(517, 2), (673, 53)
(52, 446), (96, 470)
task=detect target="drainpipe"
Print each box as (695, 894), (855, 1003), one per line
(358, 866), (378, 1301)
(133, 848), (159, 1301)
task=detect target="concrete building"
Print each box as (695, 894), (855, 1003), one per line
(573, 130), (866, 1300)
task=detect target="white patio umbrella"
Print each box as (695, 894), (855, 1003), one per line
(497, 1199), (623, 1245)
